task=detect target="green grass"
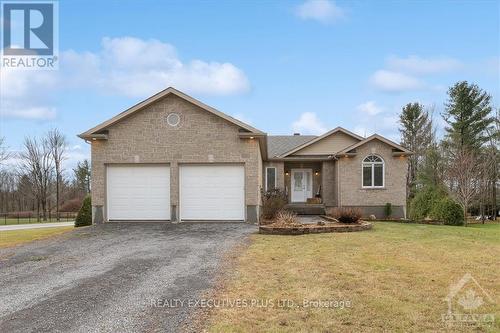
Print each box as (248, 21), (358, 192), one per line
(207, 222), (500, 332)
(0, 217), (75, 225)
(0, 226), (74, 248)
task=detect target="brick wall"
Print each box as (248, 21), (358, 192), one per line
(91, 94), (261, 221)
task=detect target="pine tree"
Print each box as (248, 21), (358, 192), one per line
(399, 102), (434, 202)
(442, 81), (494, 152)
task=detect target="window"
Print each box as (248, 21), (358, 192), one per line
(166, 113), (180, 127)
(362, 155), (384, 188)
(265, 167), (276, 191)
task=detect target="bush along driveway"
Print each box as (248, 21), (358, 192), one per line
(0, 222), (256, 333)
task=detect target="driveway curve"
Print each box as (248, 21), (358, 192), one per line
(0, 222), (256, 332)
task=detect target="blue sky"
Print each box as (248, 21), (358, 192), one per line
(1, 0), (499, 169)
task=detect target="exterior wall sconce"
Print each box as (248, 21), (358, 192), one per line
(285, 171), (289, 176)
(315, 171), (320, 176)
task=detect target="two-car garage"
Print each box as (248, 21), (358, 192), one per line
(106, 164), (245, 222)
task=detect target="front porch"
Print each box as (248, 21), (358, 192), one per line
(265, 159), (337, 215)
(284, 161), (323, 204)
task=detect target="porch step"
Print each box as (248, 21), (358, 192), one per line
(284, 204), (326, 215)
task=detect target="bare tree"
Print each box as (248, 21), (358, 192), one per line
(48, 129), (67, 221)
(447, 150), (480, 226)
(19, 136), (53, 221)
(0, 137), (10, 165)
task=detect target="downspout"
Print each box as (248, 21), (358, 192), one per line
(337, 157), (341, 207)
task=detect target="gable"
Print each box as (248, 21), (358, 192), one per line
(336, 134), (412, 156)
(78, 87), (264, 139)
(292, 131), (360, 156)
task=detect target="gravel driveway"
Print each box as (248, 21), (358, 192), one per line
(0, 222), (256, 332)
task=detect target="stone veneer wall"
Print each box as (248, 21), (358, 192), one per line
(337, 139), (408, 218)
(90, 94), (261, 223)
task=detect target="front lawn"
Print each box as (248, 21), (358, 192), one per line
(207, 222), (500, 332)
(0, 227), (74, 248)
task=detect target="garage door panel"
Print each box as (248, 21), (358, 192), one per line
(107, 165), (170, 220)
(180, 165), (245, 221)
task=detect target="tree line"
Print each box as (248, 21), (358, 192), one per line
(399, 81), (499, 225)
(0, 131), (91, 221)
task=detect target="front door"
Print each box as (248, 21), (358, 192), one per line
(291, 169), (313, 202)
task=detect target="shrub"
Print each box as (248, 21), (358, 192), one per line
(75, 195), (92, 227)
(261, 188), (287, 220)
(275, 210), (299, 225)
(430, 197), (464, 226)
(331, 207), (362, 223)
(59, 197), (84, 212)
(384, 203), (393, 218)
(409, 187), (444, 220)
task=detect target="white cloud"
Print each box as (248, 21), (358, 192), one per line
(1, 106), (56, 120)
(62, 37), (250, 98)
(63, 144), (90, 173)
(0, 37), (250, 120)
(352, 101), (401, 141)
(370, 70), (424, 92)
(356, 101), (383, 116)
(291, 112), (327, 135)
(295, 0), (345, 24)
(0, 68), (58, 120)
(387, 55), (462, 75)
(353, 125), (372, 138)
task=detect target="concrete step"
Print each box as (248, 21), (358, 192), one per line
(285, 204), (326, 215)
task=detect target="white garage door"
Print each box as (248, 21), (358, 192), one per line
(180, 165), (245, 221)
(107, 165), (170, 220)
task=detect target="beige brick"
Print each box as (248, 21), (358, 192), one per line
(91, 94), (261, 221)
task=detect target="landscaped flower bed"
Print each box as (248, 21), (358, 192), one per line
(259, 220), (373, 235)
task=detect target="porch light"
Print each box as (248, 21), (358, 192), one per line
(249, 136), (254, 139)
(315, 171), (319, 176)
(285, 171), (289, 176)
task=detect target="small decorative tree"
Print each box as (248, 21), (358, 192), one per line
(75, 195), (92, 227)
(260, 188), (287, 222)
(384, 203), (393, 219)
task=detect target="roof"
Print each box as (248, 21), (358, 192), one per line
(267, 135), (317, 158)
(278, 127), (364, 157)
(336, 134), (412, 155)
(78, 87), (265, 139)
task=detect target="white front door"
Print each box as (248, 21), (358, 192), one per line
(291, 169), (313, 202)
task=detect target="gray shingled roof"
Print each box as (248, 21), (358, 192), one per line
(267, 135), (317, 158)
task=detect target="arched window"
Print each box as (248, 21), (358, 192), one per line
(362, 155), (384, 188)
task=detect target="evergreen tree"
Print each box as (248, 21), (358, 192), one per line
(73, 160), (91, 194)
(399, 102), (434, 202)
(442, 81), (494, 152)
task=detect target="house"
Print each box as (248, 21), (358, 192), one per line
(79, 87), (411, 224)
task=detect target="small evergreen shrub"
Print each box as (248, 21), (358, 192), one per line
(261, 188), (287, 220)
(331, 207), (362, 223)
(430, 198), (464, 226)
(384, 203), (393, 218)
(75, 195), (92, 227)
(409, 187), (444, 220)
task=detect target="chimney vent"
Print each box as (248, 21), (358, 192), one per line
(293, 133), (300, 136)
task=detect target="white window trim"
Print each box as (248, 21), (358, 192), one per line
(361, 155), (385, 189)
(265, 166), (277, 191)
